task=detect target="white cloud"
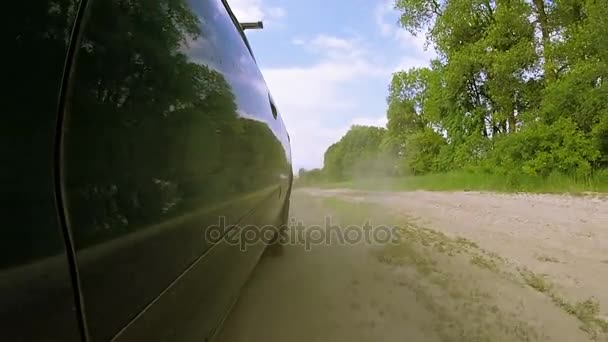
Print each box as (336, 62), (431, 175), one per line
(306, 34), (368, 61)
(227, 3), (435, 171)
(258, 4), (435, 171)
(311, 34), (354, 50)
(266, 35), (383, 110)
(266, 7), (286, 20)
(375, 1), (396, 36)
(227, 0), (286, 24)
(291, 38), (305, 46)
(262, 34), (389, 170)
(374, 0), (436, 62)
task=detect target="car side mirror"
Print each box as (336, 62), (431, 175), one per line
(240, 21), (264, 30)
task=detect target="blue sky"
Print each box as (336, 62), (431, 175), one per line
(228, 0), (435, 171)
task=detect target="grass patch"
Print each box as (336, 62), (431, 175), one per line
(536, 255), (560, 263)
(470, 254), (499, 272)
(316, 195), (607, 339)
(456, 236), (479, 249)
(379, 243), (438, 276)
(321, 196), (543, 341)
(520, 269), (608, 339)
(312, 170), (608, 194)
(551, 295), (608, 339)
(378, 221), (539, 341)
(520, 270), (552, 293)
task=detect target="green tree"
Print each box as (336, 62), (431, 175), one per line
(319, 0), (607, 182)
(323, 126), (390, 181)
(385, 0), (606, 177)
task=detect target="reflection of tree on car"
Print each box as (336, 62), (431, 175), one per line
(64, 0), (288, 247)
(2, 0), (292, 340)
(2, 0), (80, 269)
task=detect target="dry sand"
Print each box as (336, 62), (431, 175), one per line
(217, 189), (608, 342)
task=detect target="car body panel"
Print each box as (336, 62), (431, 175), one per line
(1, 0), (84, 340)
(57, 0), (292, 340)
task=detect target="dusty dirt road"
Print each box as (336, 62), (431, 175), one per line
(216, 189), (608, 342)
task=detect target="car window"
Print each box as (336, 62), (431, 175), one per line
(60, 0), (284, 340)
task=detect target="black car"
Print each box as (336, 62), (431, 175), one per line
(2, 0), (292, 340)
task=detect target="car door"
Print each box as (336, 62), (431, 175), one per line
(58, 0), (291, 340)
(1, 0), (85, 341)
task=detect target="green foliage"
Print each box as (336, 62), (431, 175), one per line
(323, 125), (392, 181)
(311, 0), (608, 190)
(296, 168), (326, 186)
(319, 171), (608, 194)
(58, 0), (291, 247)
(592, 112), (608, 167)
(486, 118), (600, 179)
(385, 0), (607, 183)
(403, 128), (447, 174)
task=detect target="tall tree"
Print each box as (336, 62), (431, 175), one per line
(386, 0), (605, 176)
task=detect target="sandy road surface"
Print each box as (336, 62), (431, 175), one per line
(304, 189), (608, 316)
(217, 189), (608, 342)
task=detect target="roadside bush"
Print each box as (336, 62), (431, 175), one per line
(402, 128), (447, 174)
(592, 111), (608, 167)
(487, 118), (600, 179)
(323, 125), (390, 181)
(452, 135), (492, 169)
(297, 168), (326, 186)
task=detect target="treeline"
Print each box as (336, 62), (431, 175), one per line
(303, 0), (608, 185)
(298, 126), (392, 184)
(297, 126), (394, 184)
